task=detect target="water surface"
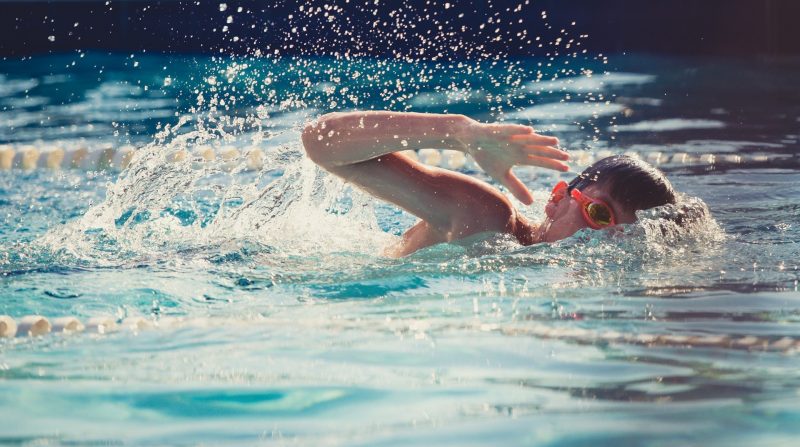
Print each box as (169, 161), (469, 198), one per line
(1, 52), (799, 446)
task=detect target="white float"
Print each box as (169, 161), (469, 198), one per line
(85, 316), (118, 334)
(244, 147), (265, 171)
(194, 145), (216, 161)
(399, 150), (418, 162)
(16, 315), (51, 337)
(51, 316), (85, 334)
(442, 150), (466, 170)
(64, 146), (90, 169)
(111, 145), (136, 170)
(0, 146), (13, 169)
(418, 148), (441, 166)
(13, 146), (40, 170)
(0, 315), (17, 338)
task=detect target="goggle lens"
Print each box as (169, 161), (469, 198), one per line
(585, 202), (612, 227)
(550, 181), (617, 229)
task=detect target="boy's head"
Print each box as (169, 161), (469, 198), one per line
(539, 155), (677, 242)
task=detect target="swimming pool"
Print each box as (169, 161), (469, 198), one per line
(1, 52), (799, 445)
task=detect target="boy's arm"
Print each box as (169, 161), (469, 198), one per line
(302, 111), (568, 237)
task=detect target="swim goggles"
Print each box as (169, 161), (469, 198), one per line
(549, 181), (617, 229)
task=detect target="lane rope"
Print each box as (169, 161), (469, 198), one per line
(0, 143), (795, 173)
(1, 314), (797, 353)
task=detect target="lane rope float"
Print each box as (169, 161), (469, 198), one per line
(0, 143), (795, 173)
(1, 314), (798, 353)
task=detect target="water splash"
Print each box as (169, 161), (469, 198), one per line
(7, 0), (684, 282)
(36, 133), (394, 268)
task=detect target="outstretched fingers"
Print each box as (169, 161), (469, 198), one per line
(488, 123), (535, 137)
(502, 169), (534, 205)
(527, 154), (570, 172)
(524, 144), (570, 161)
(510, 133), (560, 147)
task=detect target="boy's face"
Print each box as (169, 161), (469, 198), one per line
(538, 182), (638, 242)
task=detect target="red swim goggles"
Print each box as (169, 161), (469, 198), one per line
(549, 181), (617, 229)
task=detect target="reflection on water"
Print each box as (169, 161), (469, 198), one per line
(0, 52), (799, 446)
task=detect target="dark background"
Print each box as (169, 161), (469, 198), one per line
(0, 0), (798, 57)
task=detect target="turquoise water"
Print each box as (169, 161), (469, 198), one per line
(1, 53), (800, 446)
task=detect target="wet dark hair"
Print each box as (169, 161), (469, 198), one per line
(567, 155), (676, 213)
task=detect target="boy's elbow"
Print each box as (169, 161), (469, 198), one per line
(301, 119), (325, 165)
(302, 112), (348, 167)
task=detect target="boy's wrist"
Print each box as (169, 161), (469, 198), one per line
(448, 114), (475, 153)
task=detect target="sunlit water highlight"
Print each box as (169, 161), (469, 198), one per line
(1, 51), (799, 446)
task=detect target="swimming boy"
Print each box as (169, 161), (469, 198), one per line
(302, 111), (676, 256)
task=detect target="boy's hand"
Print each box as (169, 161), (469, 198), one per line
(456, 120), (569, 205)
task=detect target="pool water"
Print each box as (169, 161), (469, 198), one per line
(1, 52), (799, 446)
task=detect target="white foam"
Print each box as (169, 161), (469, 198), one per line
(509, 101), (625, 121)
(613, 119), (725, 132)
(527, 72), (656, 93)
(408, 89), (484, 107)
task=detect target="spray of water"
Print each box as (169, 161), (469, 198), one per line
(25, 1), (725, 278)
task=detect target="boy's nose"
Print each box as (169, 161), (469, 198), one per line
(544, 201), (557, 219)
